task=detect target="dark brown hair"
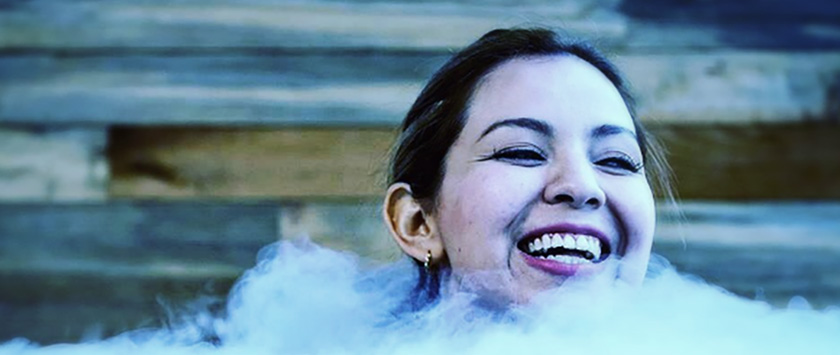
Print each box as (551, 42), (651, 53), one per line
(389, 27), (673, 310)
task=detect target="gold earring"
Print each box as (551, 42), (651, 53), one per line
(423, 250), (432, 271)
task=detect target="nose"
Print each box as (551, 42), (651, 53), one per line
(542, 159), (605, 209)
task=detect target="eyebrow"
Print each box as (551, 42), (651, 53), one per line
(591, 124), (637, 140)
(477, 117), (553, 142)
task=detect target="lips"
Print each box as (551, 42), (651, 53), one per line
(516, 223), (612, 276)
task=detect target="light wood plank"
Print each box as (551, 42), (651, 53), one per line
(2, 52), (839, 126)
(0, 127), (107, 201)
(108, 127), (396, 198)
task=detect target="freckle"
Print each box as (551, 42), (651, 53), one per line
(458, 248), (462, 253)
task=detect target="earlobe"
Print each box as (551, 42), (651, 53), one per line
(383, 183), (445, 265)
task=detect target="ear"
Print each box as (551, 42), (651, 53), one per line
(383, 183), (445, 265)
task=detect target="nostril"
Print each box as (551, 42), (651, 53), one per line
(584, 197), (602, 208)
(551, 193), (574, 204)
(548, 193), (602, 209)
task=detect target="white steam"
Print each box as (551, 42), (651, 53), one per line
(3, 241), (838, 355)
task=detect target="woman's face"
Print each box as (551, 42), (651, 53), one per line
(433, 55), (655, 305)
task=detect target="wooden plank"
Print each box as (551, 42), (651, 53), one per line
(2, 52), (839, 126)
(620, 0), (840, 22)
(0, 127), (107, 201)
(108, 123), (840, 200)
(108, 127), (396, 198)
(0, 273), (234, 345)
(0, 53), (436, 126)
(0, 201), (281, 343)
(0, 202), (281, 270)
(2, 0), (839, 51)
(654, 202), (840, 308)
(616, 52), (840, 124)
(0, 0), (626, 51)
(656, 123), (840, 200)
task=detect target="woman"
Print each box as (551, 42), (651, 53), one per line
(383, 27), (672, 310)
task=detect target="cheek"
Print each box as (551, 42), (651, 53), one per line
(607, 178), (656, 283)
(437, 168), (543, 266)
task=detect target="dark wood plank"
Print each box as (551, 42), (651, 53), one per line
(2, 52), (839, 126)
(0, 201), (281, 344)
(619, 0), (840, 50)
(0, 273), (234, 345)
(655, 123), (840, 200)
(0, 53), (442, 126)
(0, 202), (281, 269)
(2, 0), (838, 51)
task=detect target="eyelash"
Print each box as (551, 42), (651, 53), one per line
(597, 155), (644, 173)
(483, 147), (643, 173)
(485, 147), (546, 166)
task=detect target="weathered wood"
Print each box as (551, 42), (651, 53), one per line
(0, 53), (435, 126)
(658, 123), (840, 200)
(2, 0), (838, 51)
(108, 127), (396, 198)
(107, 123), (840, 200)
(618, 53), (840, 124)
(0, 201), (281, 344)
(0, 127), (107, 201)
(0, 272), (234, 345)
(655, 202), (840, 308)
(2, 52), (839, 126)
(0, 202), (281, 270)
(0, 0), (626, 51)
(618, 0), (840, 50)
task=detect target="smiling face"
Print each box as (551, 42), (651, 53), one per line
(431, 55), (655, 305)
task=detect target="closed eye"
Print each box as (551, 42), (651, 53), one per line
(596, 156), (643, 173)
(481, 146), (547, 167)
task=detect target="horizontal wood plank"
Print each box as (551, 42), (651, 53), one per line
(108, 123), (840, 200)
(659, 123), (840, 199)
(2, 52), (839, 126)
(0, 127), (107, 201)
(0, 0), (625, 51)
(108, 127), (396, 198)
(2, 0), (839, 51)
(0, 202), (281, 270)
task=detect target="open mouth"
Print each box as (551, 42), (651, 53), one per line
(517, 233), (610, 264)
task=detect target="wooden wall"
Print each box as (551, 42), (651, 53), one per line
(1, 0), (839, 344)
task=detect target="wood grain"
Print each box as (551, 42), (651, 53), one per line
(108, 127), (396, 198)
(0, 0), (625, 51)
(2, 0), (838, 51)
(2, 52), (839, 126)
(659, 123), (840, 199)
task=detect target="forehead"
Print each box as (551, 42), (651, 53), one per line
(465, 55), (633, 136)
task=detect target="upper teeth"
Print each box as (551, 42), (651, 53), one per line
(527, 233), (602, 261)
